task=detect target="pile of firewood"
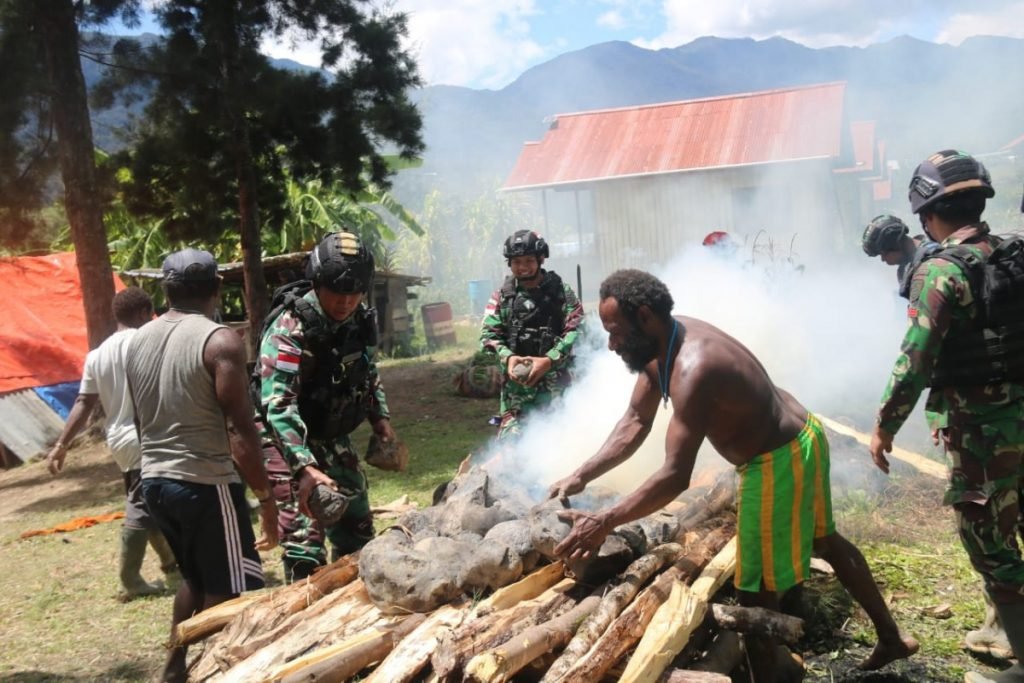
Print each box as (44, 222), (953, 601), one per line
(181, 472), (804, 682)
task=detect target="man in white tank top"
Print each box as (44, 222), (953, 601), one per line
(125, 248), (278, 683)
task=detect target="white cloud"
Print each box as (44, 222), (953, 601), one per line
(936, 2), (1024, 44)
(398, 0), (546, 89)
(597, 10), (626, 30)
(637, 0), (1024, 50)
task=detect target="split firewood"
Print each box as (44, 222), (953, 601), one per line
(474, 561), (566, 617)
(371, 494), (418, 519)
(619, 536), (737, 683)
(179, 555), (357, 650)
(172, 594), (261, 648)
(657, 671), (731, 683)
(262, 613), (424, 683)
(431, 578), (577, 680)
(541, 543), (683, 682)
(555, 525), (734, 683)
(809, 557), (834, 575)
(364, 604), (467, 683)
(709, 604), (804, 644)
(464, 594), (602, 683)
(210, 580), (381, 683)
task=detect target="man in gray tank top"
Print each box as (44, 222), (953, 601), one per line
(125, 248), (278, 683)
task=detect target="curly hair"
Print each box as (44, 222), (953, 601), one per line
(111, 287), (153, 325)
(599, 269), (674, 325)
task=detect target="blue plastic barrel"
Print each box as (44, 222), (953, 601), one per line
(467, 279), (492, 318)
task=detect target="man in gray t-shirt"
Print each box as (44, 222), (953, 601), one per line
(126, 248), (278, 683)
(47, 287), (179, 599)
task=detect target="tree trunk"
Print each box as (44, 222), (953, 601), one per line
(217, 4), (267, 354)
(36, 0), (115, 348)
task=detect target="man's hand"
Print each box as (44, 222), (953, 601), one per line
(525, 356), (553, 387)
(372, 417), (396, 444)
(554, 509), (610, 560)
(255, 499), (279, 551)
(869, 425), (894, 475)
(296, 466), (339, 518)
(931, 428), (941, 446)
(46, 443), (67, 475)
(547, 473), (586, 504)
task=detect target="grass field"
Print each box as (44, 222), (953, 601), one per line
(0, 323), (1006, 681)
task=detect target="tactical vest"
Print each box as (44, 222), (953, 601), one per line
(923, 235), (1024, 388)
(252, 280), (379, 440)
(501, 271), (566, 357)
(898, 241), (941, 300)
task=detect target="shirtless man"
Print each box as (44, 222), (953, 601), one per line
(549, 269), (917, 680)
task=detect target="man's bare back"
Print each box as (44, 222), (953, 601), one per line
(656, 315), (808, 466)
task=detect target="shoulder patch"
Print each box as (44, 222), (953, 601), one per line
(276, 347), (301, 373)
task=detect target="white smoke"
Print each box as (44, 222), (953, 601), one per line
(485, 241), (938, 497)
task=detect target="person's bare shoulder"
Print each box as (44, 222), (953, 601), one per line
(203, 325), (245, 368)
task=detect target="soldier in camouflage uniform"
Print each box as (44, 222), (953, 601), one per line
(480, 230), (584, 439)
(869, 151), (1024, 682)
(861, 214), (940, 297)
(257, 232), (397, 582)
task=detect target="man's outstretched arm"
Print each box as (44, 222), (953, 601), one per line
(46, 393), (99, 474)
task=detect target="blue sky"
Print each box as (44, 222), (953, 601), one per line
(119, 1), (1024, 89)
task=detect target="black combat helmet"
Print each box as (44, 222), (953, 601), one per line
(503, 229), (550, 261)
(862, 215), (909, 257)
(308, 231), (375, 294)
(908, 150), (995, 215)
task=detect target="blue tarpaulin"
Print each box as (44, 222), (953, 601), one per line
(33, 381), (80, 420)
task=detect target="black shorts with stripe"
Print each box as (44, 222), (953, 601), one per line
(142, 477), (264, 595)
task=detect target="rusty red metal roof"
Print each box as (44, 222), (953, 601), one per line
(503, 82), (848, 191)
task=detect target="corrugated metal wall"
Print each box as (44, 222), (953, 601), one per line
(592, 160), (847, 275)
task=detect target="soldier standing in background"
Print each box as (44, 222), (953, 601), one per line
(480, 229), (584, 439)
(861, 213), (940, 298)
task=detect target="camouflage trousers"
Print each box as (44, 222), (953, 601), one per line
(264, 440), (374, 581)
(498, 368), (572, 439)
(942, 413), (1024, 603)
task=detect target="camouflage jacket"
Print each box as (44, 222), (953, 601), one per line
(877, 222), (1024, 435)
(479, 271), (584, 370)
(258, 290), (389, 472)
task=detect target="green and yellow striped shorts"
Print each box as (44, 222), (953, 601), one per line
(734, 413), (836, 594)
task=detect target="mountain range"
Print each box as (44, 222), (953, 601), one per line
(83, 34), (1024, 197)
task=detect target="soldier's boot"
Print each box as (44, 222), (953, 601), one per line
(119, 527), (164, 599)
(966, 593), (1014, 660)
(965, 602), (1024, 682)
(282, 556), (321, 583)
(147, 529), (182, 588)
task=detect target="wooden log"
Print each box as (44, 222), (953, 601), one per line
(178, 556), (357, 650)
(172, 594), (262, 648)
(263, 613), (425, 683)
(657, 671), (731, 683)
(431, 578), (577, 680)
(364, 604), (467, 683)
(619, 537), (737, 683)
(541, 543), (682, 683)
(709, 604), (804, 645)
(816, 414), (945, 479)
(212, 580), (382, 683)
(474, 561), (566, 617)
(556, 525), (734, 683)
(464, 594), (602, 683)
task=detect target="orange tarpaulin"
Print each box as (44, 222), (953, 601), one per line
(19, 510), (126, 539)
(0, 252), (124, 394)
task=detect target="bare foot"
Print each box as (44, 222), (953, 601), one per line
(857, 635), (920, 671)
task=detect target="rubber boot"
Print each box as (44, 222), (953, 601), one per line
(965, 601), (1024, 683)
(120, 527), (164, 599)
(966, 593), (1014, 660)
(147, 529), (182, 588)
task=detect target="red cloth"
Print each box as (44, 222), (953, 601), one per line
(0, 252), (124, 393)
(702, 231), (730, 247)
